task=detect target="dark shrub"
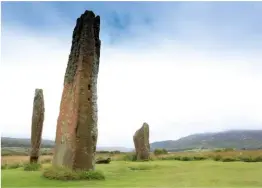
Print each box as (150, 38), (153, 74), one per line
(238, 156), (252, 162)
(193, 156), (207, 161)
(238, 156), (262, 162)
(97, 150), (110, 154)
(154, 148), (168, 155)
(213, 155), (222, 161)
(180, 156), (193, 161)
(173, 156), (181, 160)
(121, 153), (137, 161)
(221, 157), (237, 162)
(253, 156), (262, 162)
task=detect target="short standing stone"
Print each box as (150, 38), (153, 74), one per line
(133, 122), (150, 161)
(53, 10), (101, 171)
(30, 89), (45, 163)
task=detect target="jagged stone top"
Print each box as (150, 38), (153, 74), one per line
(33, 89), (44, 114)
(142, 122), (149, 129)
(134, 122), (150, 137)
(34, 89), (44, 100)
(77, 10), (100, 24)
(74, 10), (100, 38)
(64, 10), (101, 84)
(35, 88), (43, 93)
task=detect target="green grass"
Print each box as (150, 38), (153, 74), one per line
(2, 160), (262, 187)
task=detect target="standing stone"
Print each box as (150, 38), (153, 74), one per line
(53, 10), (101, 171)
(133, 122), (150, 161)
(30, 89), (45, 163)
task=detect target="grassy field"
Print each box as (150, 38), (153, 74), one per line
(2, 160), (262, 188)
(2, 150), (262, 187)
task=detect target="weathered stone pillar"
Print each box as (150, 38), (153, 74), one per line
(53, 10), (101, 171)
(30, 89), (45, 163)
(133, 122), (150, 161)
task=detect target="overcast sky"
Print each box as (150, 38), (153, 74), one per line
(1, 2), (262, 147)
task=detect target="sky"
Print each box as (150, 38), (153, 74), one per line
(1, 1), (262, 148)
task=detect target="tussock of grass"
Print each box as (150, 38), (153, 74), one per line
(42, 166), (105, 181)
(220, 157), (238, 162)
(210, 155), (262, 162)
(156, 153), (262, 163)
(128, 163), (159, 171)
(193, 156), (207, 160)
(1, 163), (8, 169)
(23, 162), (42, 171)
(237, 156), (262, 162)
(212, 155), (222, 161)
(154, 148), (168, 155)
(120, 153), (137, 161)
(158, 155), (208, 161)
(1, 163), (24, 170)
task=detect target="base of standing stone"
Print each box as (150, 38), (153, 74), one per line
(30, 156), (39, 163)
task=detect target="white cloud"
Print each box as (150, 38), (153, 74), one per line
(1, 9), (262, 148)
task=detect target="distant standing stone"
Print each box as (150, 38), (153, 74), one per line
(30, 89), (45, 163)
(133, 122), (150, 161)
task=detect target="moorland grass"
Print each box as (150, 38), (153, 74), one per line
(2, 160), (262, 188)
(2, 149), (262, 164)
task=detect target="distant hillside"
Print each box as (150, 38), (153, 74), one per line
(3, 130), (262, 153)
(150, 130), (262, 151)
(1, 137), (132, 152)
(1, 137), (55, 148)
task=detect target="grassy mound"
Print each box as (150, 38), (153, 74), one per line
(23, 162), (42, 171)
(43, 166), (105, 181)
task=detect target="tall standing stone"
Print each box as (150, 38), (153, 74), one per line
(30, 89), (45, 163)
(53, 10), (101, 171)
(133, 122), (150, 161)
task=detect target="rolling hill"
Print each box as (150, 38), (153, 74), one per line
(1, 137), (132, 152)
(2, 130), (262, 152)
(150, 130), (262, 151)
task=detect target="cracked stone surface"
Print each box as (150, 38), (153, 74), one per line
(30, 89), (45, 163)
(133, 122), (150, 161)
(53, 10), (101, 171)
